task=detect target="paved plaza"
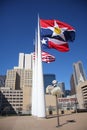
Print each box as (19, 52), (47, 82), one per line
(0, 113), (87, 130)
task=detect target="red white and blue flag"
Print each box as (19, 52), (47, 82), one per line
(40, 19), (75, 52)
(40, 19), (75, 41)
(41, 37), (69, 52)
(33, 51), (55, 63)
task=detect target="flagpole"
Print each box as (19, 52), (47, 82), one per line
(34, 31), (38, 116)
(37, 15), (46, 118)
(31, 31), (38, 116)
(31, 52), (35, 115)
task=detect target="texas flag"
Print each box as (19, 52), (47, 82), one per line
(40, 19), (75, 42)
(41, 37), (69, 52)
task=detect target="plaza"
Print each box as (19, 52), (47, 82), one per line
(0, 113), (87, 130)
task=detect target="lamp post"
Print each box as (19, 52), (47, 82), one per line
(51, 80), (62, 127)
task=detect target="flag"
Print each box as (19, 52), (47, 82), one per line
(33, 51), (55, 63)
(41, 51), (55, 63)
(41, 37), (69, 52)
(40, 19), (75, 42)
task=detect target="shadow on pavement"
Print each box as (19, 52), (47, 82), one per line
(60, 120), (76, 126)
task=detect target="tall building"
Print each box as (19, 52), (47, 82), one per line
(58, 82), (65, 97)
(73, 61), (87, 109)
(1, 52), (32, 114)
(0, 75), (6, 87)
(5, 53), (32, 90)
(76, 81), (87, 109)
(18, 53), (25, 69)
(5, 69), (32, 90)
(25, 54), (32, 69)
(70, 74), (76, 95)
(73, 61), (86, 86)
(14, 53), (32, 70)
(44, 74), (56, 93)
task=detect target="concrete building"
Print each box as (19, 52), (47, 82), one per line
(76, 81), (87, 109)
(17, 53), (32, 70)
(0, 86), (32, 114)
(72, 61), (87, 110)
(58, 82), (65, 97)
(70, 74), (76, 95)
(5, 69), (32, 90)
(0, 52), (32, 114)
(18, 53), (25, 69)
(0, 87), (23, 114)
(73, 61), (86, 87)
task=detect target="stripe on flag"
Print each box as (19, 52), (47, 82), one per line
(33, 51), (55, 63)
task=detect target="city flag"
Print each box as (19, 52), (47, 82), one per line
(41, 37), (69, 52)
(33, 51), (55, 63)
(40, 19), (75, 42)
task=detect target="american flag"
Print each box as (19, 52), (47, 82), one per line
(33, 51), (55, 63)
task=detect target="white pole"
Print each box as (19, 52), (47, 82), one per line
(37, 15), (46, 117)
(34, 32), (38, 116)
(31, 32), (38, 116)
(31, 53), (35, 115)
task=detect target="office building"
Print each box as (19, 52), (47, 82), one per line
(70, 74), (76, 95)
(0, 52), (32, 114)
(58, 82), (65, 97)
(44, 74), (56, 93)
(14, 53), (32, 70)
(5, 53), (32, 90)
(0, 86), (32, 114)
(18, 53), (25, 69)
(0, 75), (6, 87)
(76, 81), (87, 109)
(73, 61), (87, 109)
(5, 69), (32, 90)
(73, 61), (86, 86)
(0, 87), (23, 114)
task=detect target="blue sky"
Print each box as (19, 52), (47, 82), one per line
(0, 0), (87, 89)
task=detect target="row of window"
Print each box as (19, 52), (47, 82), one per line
(1, 97), (23, 100)
(4, 94), (23, 96)
(1, 91), (23, 93)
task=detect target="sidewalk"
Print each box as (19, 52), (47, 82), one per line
(0, 113), (87, 130)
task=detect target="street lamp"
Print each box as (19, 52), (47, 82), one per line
(51, 80), (62, 127)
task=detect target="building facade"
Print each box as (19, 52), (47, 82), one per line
(0, 87), (23, 114)
(44, 74), (56, 93)
(58, 82), (65, 97)
(18, 53), (32, 69)
(58, 95), (77, 111)
(0, 86), (32, 114)
(73, 61), (87, 110)
(76, 81), (87, 109)
(73, 61), (86, 86)
(0, 52), (33, 114)
(70, 74), (76, 95)
(0, 75), (6, 87)
(5, 69), (32, 90)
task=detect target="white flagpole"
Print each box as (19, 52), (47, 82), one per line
(31, 31), (38, 116)
(31, 52), (35, 115)
(37, 15), (46, 117)
(34, 31), (38, 116)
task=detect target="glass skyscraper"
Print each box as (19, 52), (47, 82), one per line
(43, 74), (56, 93)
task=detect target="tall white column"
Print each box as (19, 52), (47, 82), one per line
(37, 16), (46, 117)
(31, 54), (36, 115)
(31, 32), (38, 116)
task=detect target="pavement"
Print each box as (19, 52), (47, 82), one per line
(0, 113), (87, 130)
